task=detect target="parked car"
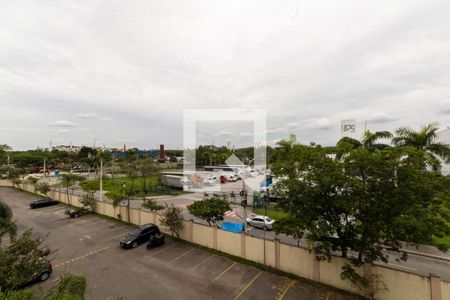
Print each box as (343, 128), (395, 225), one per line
(18, 259), (52, 288)
(64, 208), (87, 218)
(246, 215), (275, 230)
(204, 176), (218, 186)
(120, 224), (161, 249)
(30, 198), (58, 209)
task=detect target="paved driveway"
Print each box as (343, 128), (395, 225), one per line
(1, 187), (356, 300)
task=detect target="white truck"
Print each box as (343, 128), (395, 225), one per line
(162, 175), (190, 190)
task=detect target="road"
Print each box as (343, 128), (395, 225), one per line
(1, 187), (355, 300)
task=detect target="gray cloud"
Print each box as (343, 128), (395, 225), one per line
(49, 120), (77, 128)
(1, 0), (450, 149)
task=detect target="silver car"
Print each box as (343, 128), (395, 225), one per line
(246, 215), (275, 230)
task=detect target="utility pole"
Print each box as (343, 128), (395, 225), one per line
(6, 154), (10, 178)
(99, 156), (103, 202)
(111, 154), (115, 179)
(263, 187), (268, 265)
(43, 158), (46, 180)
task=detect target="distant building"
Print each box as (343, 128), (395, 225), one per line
(53, 145), (81, 153)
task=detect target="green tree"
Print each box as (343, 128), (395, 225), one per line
(272, 136), (450, 290)
(26, 176), (39, 193)
(187, 198), (230, 226)
(136, 157), (159, 199)
(0, 201), (16, 245)
(160, 204), (184, 238)
(36, 182), (52, 199)
(335, 130), (392, 160)
(7, 168), (22, 189)
(60, 174), (85, 206)
(142, 199), (164, 212)
(106, 190), (126, 220)
(0, 229), (51, 290)
(80, 180), (99, 212)
(272, 216), (305, 246)
(0, 145), (11, 170)
(119, 160), (139, 222)
(393, 123), (450, 165)
(45, 273), (86, 300)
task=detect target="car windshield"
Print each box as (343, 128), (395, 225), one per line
(264, 217), (273, 222)
(128, 229), (142, 237)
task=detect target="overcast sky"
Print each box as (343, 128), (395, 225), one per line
(1, 1), (450, 150)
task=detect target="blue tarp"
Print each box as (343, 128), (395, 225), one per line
(260, 177), (273, 188)
(221, 222), (244, 233)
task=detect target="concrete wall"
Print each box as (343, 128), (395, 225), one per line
(373, 266), (431, 300)
(279, 242), (315, 280)
(2, 181), (449, 300)
(192, 222), (214, 248)
(441, 280), (450, 300)
(217, 228), (241, 257)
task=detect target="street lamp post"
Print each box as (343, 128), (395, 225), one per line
(263, 187), (269, 265)
(6, 154), (10, 178)
(99, 157), (103, 202)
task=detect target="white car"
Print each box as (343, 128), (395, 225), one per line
(246, 215), (275, 230)
(203, 176), (218, 186)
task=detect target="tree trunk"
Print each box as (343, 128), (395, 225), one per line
(66, 187), (71, 206)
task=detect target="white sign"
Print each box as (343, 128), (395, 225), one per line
(341, 119), (356, 137)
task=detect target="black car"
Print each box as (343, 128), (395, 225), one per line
(120, 224), (160, 249)
(17, 259), (52, 289)
(30, 198), (58, 209)
(64, 208), (87, 218)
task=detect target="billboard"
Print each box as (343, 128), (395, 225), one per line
(341, 119), (356, 138)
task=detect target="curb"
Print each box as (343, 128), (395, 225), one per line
(382, 245), (450, 262)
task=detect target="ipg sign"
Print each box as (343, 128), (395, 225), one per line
(183, 109), (267, 192)
(341, 119), (356, 133)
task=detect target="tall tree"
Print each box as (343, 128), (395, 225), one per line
(136, 157), (159, 200)
(0, 145), (11, 166)
(0, 201), (16, 244)
(160, 204), (184, 238)
(335, 130), (392, 160)
(393, 123), (450, 165)
(36, 182), (52, 199)
(272, 136), (450, 291)
(59, 174), (85, 206)
(27, 176), (39, 193)
(187, 198), (230, 226)
(0, 229), (51, 290)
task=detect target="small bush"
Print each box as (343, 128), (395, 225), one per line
(45, 274), (86, 300)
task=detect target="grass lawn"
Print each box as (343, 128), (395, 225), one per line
(433, 235), (450, 249)
(253, 203), (288, 221)
(84, 176), (187, 196)
(432, 220), (450, 249)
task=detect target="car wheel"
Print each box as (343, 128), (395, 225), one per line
(74, 214), (79, 218)
(247, 222), (251, 227)
(263, 226), (269, 231)
(40, 272), (50, 281)
(132, 242), (138, 248)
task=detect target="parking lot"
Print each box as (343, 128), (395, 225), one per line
(1, 187), (356, 300)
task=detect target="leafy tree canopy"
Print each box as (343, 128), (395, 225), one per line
(272, 136), (450, 286)
(0, 229), (51, 290)
(187, 198), (230, 226)
(160, 204), (184, 238)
